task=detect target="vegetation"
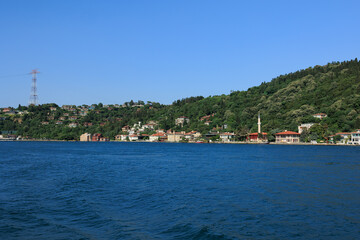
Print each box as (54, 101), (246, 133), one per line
(1, 59), (360, 141)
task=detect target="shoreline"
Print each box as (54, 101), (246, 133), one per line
(1, 139), (358, 146)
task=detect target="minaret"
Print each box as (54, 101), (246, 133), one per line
(257, 112), (261, 134)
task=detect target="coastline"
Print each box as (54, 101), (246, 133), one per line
(1, 139), (358, 146)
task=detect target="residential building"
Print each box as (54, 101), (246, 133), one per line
(313, 113), (327, 119)
(167, 132), (185, 142)
(56, 121), (63, 125)
(122, 125), (130, 132)
(351, 130), (360, 145)
(129, 134), (139, 141)
(68, 123), (78, 128)
(80, 133), (91, 141)
(219, 132), (235, 142)
(330, 132), (351, 144)
(175, 116), (189, 126)
(62, 105), (72, 110)
(275, 131), (300, 143)
(115, 134), (128, 141)
(92, 133), (102, 141)
(100, 137), (110, 142)
(149, 132), (166, 142)
(298, 123), (314, 134)
(50, 107), (57, 111)
(41, 121), (49, 125)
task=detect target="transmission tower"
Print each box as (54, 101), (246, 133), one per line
(29, 69), (39, 106)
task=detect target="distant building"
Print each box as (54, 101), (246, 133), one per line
(298, 123), (314, 134)
(219, 132), (235, 142)
(184, 131), (202, 142)
(350, 130), (360, 145)
(129, 134), (139, 141)
(56, 121), (63, 125)
(330, 132), (351, 144)
(92, 133), (102, 141)
(115, 134), (128, 141)
(167, 131), (185, 142)
(99, 137), (110, 142)
(68, 123), (78, 128)
(62, 105), (72, 110)
(313, 113), (327, 119)
(275, 131), (300, 143)
(122, 125), (130, 132)
(2, 108), (11, 113)
(247, 132), (268, 142)
(149, 132), (166, 142)
(80, 133), (91, 141)
(50, 107), (57, 111)
(175, 116), (189, 127)
(247, 112), (268, 142)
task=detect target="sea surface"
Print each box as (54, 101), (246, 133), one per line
(0, 142), (360, 239)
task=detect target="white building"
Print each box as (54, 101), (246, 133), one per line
(219, 132), (235, 142)
(80, 133), (91, 141)
(351, 130), (360, 145)
(298, 123), (314, 134)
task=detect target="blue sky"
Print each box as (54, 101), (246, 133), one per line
(1, 0), (359, 107)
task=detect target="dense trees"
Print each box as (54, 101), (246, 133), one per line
(1, 59), (360, 141)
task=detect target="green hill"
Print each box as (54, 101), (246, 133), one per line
(1, 59), (359, 141)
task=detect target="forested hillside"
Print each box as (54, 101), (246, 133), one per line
(1, 59), (359, 140)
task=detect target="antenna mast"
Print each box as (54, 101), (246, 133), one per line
(29, 69), (39, 106)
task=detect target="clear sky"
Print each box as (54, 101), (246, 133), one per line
(1, 0), (359, 107)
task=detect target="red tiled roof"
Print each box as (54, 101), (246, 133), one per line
(336, 132), (351, 135)
(220, 132), (235, 136)
(151, 133), (166, 137)
(276, 131), (300, 135)
(248, 132), (268, 136)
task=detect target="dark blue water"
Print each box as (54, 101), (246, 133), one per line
(1, 142), (360, 239)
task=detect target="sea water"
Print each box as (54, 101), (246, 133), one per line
(1, 142), (360, 239)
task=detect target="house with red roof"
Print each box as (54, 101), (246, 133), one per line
(275, 131), (300, 143)
(247, 132), (268, 142)
(149, 132), (167, 142)
(219, 132), (235, 142)
(92, 133), (102, 141)
(313, 113), (327, 119)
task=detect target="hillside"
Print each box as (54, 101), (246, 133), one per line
(1, 59), (360, 141)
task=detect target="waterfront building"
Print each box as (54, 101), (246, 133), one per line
(129, 134), (139, 141)
(247, 112), (268, 142)
(247, 132), (268, 142)
(114, 134), (128, 141)
(184, 131), (202, 142)
(80, 133), (91, 141)
(350, 130), (360, 145)
(167, 132), (185, 142)
(219, 132), (235, 142)
(92, 133), (102, 141)
(150, 132), (166, 142)
(275, 131), (300, 143)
